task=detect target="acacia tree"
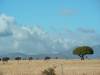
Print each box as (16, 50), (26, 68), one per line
(73, 46), (94, 60)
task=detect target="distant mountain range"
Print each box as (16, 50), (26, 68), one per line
(0, 50), (77, 59)
(92, 45), (100, 58)
(0, 45), (100, 59)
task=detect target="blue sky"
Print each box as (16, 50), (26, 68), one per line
(0, 0), (100, 54)
(0, 0), (100, 32)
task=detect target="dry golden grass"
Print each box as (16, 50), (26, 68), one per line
(0, 59), (100, 75)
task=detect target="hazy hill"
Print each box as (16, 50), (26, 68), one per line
(0, 45), (100, 59)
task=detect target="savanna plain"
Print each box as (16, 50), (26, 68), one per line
(0, 59), (100, 75)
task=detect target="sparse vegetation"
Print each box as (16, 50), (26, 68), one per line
(0, 59), (99, 75)
(44, 57), (51, 60)
(15, 57), (21, 61)
(82, 73), (87, 75)
(15, 57), (22, 63)
(28, 57), (33, 60)
(2, 57), (10, 64)
(55, 57), (58, 59)
(0, 58), (1, 61)
(42, 68), (56, 75)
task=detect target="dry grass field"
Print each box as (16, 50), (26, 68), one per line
(0, 59), (100, 75)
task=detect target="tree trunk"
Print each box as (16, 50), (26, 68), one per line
(81, 55), (84, 60)
(79, 55), (84, 60)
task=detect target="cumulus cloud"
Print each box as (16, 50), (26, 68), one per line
(0, 14), (68, 54)
(0, 13), (100, 55)
(0, 14), (15, 36)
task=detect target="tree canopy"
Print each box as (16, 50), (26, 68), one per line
(73, 46), (94, 60)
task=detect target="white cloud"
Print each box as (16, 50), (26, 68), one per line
(0, 14), (15, 36)
(0, 13), (100, 55)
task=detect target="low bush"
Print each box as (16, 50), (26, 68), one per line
(42, 68), (56, 75)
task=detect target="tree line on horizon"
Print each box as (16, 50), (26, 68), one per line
(0, 56), (58, 64)
(0, 46), (94, 63)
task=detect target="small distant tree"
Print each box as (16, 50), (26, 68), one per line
(23, 58), (26, 60)
(15, 57), (21, 61)
(28, 57), (33, 60)
(0, 58), (1, 61)
(42, 68), (56, 75)
(44, 57), (51, 60)
(2, 57), (10, 64)
(55, 57), (58, 59)
(73, 46), (94, 60)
